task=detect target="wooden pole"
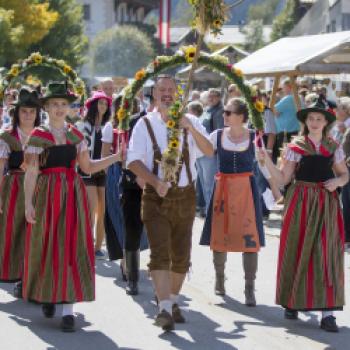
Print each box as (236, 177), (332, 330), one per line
(290, 75), (301, 111)
(269, 75), (281, 112)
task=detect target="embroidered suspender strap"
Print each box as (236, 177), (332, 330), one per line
(143, 117), (162, 175)
(175, 129), (193, 185)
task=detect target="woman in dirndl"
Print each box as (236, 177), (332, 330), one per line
(23, 82), (121, 332)
(77, 91), (112, 259)
(260, 100), (349, 332)
(0, 87), (41, 297)
(200, 98), (265, 306)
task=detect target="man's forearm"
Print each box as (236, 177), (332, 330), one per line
(128, 160), (160, 188)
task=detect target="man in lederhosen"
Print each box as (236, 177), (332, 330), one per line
(127, 75), (213, 331)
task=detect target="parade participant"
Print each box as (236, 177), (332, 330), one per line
(0, 87), (41, 297)
(23, 82), (121, 332)
(102, 98), (148, 296)
(127, 75), (213, 331)
(260, 101), (348, 332)
(77, 91), (112, 259)
(66, 98), (82, 125)
(200, 98), (265, 305)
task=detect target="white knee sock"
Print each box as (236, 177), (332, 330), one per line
(170, 294), (179, 305)
(159, 299), (172, 314)
(321, 311), (334, 319)
(62, 304), (74, 317)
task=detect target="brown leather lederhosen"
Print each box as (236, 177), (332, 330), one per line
(141, 117), (196, 273)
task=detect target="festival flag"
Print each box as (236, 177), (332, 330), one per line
(159, 0), (171, 48)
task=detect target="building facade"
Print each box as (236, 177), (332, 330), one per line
(76, 0), (158, 41)
(291, 0), (350, 36)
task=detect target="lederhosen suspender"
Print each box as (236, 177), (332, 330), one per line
(143, 117), (192, 185)
(143, 117), (162, 176)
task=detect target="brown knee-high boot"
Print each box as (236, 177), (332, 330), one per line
(242, 252), (258, 306)
(213, 251), (227, 295)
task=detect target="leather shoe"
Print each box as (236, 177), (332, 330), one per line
(42, 304), (56, 318)
(61, 315), (75, 332)
(284, 308), (298, 320)
(172, 303), (186, 323)
(320, 316), (339, 332)
(154, 310), (174, 331)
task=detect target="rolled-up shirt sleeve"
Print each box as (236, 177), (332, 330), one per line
(187, 114), (210, 158)
(101, 122), (114, 144)
(126, 118), (148, 168)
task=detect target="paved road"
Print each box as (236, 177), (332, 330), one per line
(0, 215), (349, 350)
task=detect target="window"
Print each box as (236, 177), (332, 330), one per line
(83, 4), (91, 21)
(342, 14), (350, 30)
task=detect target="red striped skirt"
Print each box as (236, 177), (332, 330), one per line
(0, 172), (25, 282)
(276, 181), (345, 311)
(23, 167), (95, 303)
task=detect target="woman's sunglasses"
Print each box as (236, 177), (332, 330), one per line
(70, 103), (81, 108)
(223, 110), (237, 116)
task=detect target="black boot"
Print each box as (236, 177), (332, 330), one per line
(125, 250), (139, 295)
(13, 281), (23, 299)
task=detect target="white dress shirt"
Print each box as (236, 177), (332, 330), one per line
(126, 111), (209, 187)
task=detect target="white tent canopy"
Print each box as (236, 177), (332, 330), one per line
(235, 31), (350, 78)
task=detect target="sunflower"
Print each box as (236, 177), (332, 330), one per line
(169, 139), (179, 149)
(183, 46), (196, 63)
(75, 86), (85, 96)
(117, 108), (127, 121)
(167, 120), (175, 129)
(134, 69), (146, 81)
(9, 65), (20, 77)
(234, 68), (243, 78)
(213, 19), (223, 29)
(31, 53), (42, 64)
(63, 65), (72, 74)
(254, 100), (265, 113)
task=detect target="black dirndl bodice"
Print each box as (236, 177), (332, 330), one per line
(295, 154), (334, 182)
(8, 151), (24, 170)
(40, 144), (77, 170)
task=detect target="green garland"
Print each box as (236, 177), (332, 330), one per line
(117, 47), (264, 131)
(0, 52), (86, 101)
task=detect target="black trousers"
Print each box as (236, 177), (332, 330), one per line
(122, 189), (144, 251)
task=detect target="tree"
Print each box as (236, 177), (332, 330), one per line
(29, 0), (88, 69)
(248, 0), (280, 24)
(130, 22), (163, 55)
(243, 20), (265, 53)
(91, 25), (155, 78)
(0, 0), (57, 48)
(271, 0), (300, 41)
(0, 0), (58, 66)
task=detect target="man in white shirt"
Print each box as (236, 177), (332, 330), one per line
(127, 75), (213, 331)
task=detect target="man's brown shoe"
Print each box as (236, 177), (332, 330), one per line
(172, 303), (186, 323)
(154, 310), (175, 331)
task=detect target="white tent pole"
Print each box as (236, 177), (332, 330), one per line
(269, 75), (281, 112)
(290, 75), (301, 111)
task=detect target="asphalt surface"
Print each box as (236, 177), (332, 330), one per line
(0, 214), (349, 350)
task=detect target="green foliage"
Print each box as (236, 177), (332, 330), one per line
(243, 20), (266, 52)
(271, 0), (300, 41)
(248, 0), (280, 24)
(129, 22), (163, 54)
(0, 8), (18, 67)
(29, 0), (88, 69)
(91, 25), (155, 78)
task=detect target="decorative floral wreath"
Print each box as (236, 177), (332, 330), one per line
(117, 46), (265, 182)
(0, 52), (86, 101)
(118, 46), (264, 130)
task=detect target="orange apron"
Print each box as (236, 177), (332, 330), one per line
(210, 172), (260, 253)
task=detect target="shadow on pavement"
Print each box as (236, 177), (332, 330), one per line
(0, 283), (136, 350)
(219, 294), (350, 349)
(125, 275), (239, 350)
